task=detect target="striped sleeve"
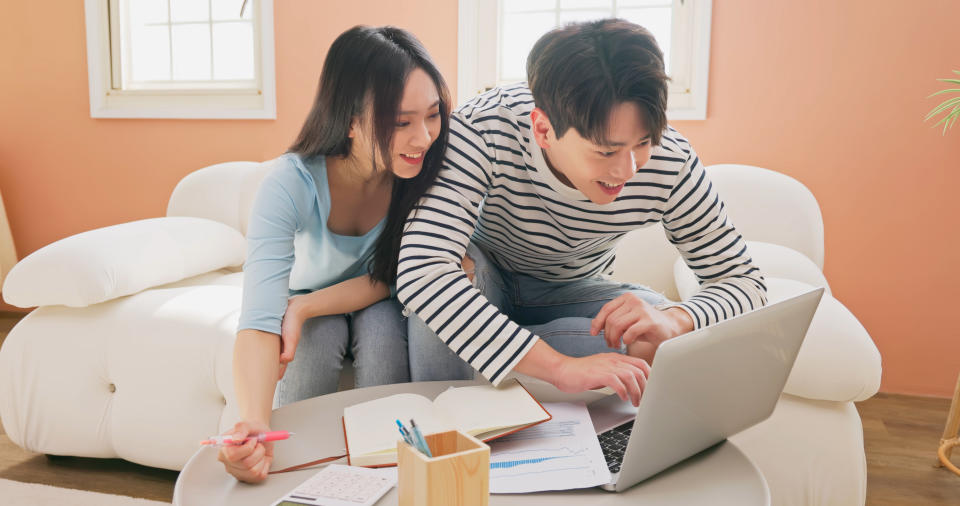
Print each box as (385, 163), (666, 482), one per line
(659, 142), (767, 328)
(396, 113), (540, 386)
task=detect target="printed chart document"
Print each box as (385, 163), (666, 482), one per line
(487, 401), (612, 493)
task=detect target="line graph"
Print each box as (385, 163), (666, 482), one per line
(489, 446), (595, 477)
(486, 401), (612, 493)
(490, 454), (572, 469)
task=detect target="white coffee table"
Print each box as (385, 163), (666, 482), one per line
(174, 381), (769, 505)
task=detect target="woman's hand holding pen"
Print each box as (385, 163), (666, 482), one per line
(217, 420), (274, 483)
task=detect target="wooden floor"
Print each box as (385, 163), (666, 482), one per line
(859, 392), (960, 505)
(0, 312), (958, 504)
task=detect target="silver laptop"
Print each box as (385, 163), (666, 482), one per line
(591, 287), (824, 492)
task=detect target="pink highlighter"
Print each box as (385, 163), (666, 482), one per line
(200, 430), (293, 447)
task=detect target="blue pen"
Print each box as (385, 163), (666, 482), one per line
(397, 419), (426, 455)
(396, 419), (415, 447)
(409, 419), (433, 458)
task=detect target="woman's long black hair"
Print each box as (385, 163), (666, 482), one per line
(288, 26), (450, 286)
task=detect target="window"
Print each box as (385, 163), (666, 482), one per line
(84, 0), (275, 119)
(458, 0), (712, 120)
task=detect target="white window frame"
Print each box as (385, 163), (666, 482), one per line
(458, 0), (712, 120)
(84, 0), (276, 119)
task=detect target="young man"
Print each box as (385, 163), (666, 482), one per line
(396, 19), (767, 406)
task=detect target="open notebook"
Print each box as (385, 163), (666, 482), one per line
(342, 379), (551, 467)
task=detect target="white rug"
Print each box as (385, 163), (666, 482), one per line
(0, 478), (170, 505)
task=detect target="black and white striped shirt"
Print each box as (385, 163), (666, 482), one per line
(397, 84), (767, 385)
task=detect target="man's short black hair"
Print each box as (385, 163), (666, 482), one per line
(526, 18), (669, 145)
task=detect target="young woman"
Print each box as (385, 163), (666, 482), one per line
(218, 25), (450, 482)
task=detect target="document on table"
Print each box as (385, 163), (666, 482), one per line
(487, 401), (612, 493)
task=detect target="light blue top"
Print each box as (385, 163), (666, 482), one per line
(238, 153), (385, 335)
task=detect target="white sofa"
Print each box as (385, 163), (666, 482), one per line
(0, 161), (881, 505)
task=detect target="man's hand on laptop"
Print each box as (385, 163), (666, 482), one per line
(515, 341), (651, 406)
(554, 352), (651, 406)
(591, 293), (694, 362)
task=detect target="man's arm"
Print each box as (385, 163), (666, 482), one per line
(660, 135), (768, 327)
(589, 135), (763, 360)
(397, 113), (536, 386)
(397, 112), (652, 404)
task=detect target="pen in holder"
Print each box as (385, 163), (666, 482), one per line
(397, 429), (490, 506)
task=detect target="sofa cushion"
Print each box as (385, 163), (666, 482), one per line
(2, 217), (245, 308)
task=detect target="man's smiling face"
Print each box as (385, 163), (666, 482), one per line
(532, 101), (653, 205)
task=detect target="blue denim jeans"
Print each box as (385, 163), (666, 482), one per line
(407, 243), (666, 381)
(277, 298), (409, 406)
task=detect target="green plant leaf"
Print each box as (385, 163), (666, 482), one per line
(938, 111), (958, 135)
(932, 105), (960, 134)
(926, 72), (960, 134)
(932, 110), (954, 127)
(928, 88), (960, 98)
(933, 115), (950, 134)
(925, 96), (960, 120)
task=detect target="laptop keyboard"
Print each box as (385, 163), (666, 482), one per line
(598, 420), (634, 474)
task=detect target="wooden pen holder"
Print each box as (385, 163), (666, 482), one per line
(397, 429), (490, 506)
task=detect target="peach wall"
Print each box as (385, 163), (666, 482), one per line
(0, 0), (458, 263)
(0, 0), (458, 311)
(1, 1), (958, 396)
(673, 0), (960, 397)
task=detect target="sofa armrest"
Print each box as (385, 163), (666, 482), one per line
(774, 278), (881, 402)
(166, 161), (271, 236)
(674, 249), (881, 402)
(2, 217), (245, 308)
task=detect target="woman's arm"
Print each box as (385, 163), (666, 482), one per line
(234, 329), (282, 424)
(278, 275), (390, 366)
(290, 274), (390, 319)
(218, 329), (281, 483)
(221, 161), (303, 482)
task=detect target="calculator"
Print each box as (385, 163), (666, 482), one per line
(272, 464), (396, 506)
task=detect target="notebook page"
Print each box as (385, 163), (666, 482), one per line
(343, 393), (451, 457)
(433, 380), (550, 437)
